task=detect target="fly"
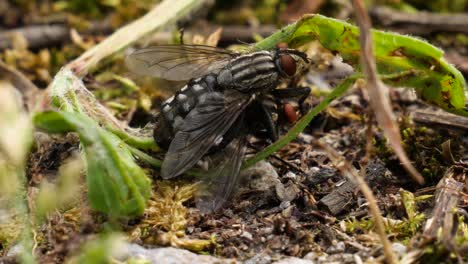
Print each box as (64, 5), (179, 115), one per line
(126, 44), (310, 213)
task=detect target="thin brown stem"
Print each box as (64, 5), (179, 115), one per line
(352, 0), (424, 185)
(352, 1), (402, 262)
(317, 140), (398, 264)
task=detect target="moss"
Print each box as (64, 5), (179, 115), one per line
(344, 189), (427, 243)
(0, 212), (23, 252)
(132, 181), (214, 252)
(374, 118), (460, 185)
(419, 243), (463, 264)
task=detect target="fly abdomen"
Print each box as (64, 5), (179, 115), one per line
(155, 74), (218, 148)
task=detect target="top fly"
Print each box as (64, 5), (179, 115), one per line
(126, 44), (310, 213)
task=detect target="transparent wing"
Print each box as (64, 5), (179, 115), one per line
(195, 129), (247, 213)
(125, 45), (239, 81)
(161, 90), (251, 179)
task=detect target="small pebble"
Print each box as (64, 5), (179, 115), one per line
(392, 242), (407, 256)
(326, 241), (346, 254)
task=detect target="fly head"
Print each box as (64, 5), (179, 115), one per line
(273, 47), (309, 79)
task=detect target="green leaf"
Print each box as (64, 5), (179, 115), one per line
(255, 14), (467, 116)
(49, 69), (84, 113)
(69, 233), (124, 264)
(34, 111), (151, 218)
(33, 111), (78, 134)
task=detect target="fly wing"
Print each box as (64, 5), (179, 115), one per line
(195, 130), (247, 213)
(161, 90), (251, 179)
(125, 45), (239, 81)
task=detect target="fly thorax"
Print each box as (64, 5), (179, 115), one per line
(218, 51), (279, 93)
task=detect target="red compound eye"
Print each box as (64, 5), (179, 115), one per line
(279, 54), (297, 77)
(283, 103), (297, 123)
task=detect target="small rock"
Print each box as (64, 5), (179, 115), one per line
(317, 254), (328, 262)
(304, 167), (339, 186)
(284, 171), (297, 180)
(392, 242), (407, 257)
(245, 253), (272, 264)
(326, 241), (346, 254)
(298, 133), (314, 143)
(326, 253), (356, 263)
(240, 231), (253, 240)
(186, 226), (194, 234)
(340, 135), (351, 146)
(272, 257), (314, 264)
(353, 254), (363, 264)
(241, 160), (280, 191)
(303, 251), (326, 261)
(279, 201), (291, 210)
(119, 244), (237, 264)
(275, 180), (299, 202)
(6, 244), (23, 258)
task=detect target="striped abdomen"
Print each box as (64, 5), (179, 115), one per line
(155, 74), (217, 148)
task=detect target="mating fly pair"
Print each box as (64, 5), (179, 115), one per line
(126, 44), (310, 213)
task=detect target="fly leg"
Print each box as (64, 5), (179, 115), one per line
(246, 96), (279, 142)
(259, 101), (278, 142)
(272, 86), (311, 114)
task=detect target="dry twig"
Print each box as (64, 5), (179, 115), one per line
(316, 141), (398, 264)
(422, 165), (467, 252)
(370, 6), (468, 35)
(0, 21), (113, 50)
(353, 0), (424, 185)
(412, 110), (468, 131)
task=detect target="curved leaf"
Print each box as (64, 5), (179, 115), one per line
(255, 14), (467, 116)
(33, 111), (151, 218)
